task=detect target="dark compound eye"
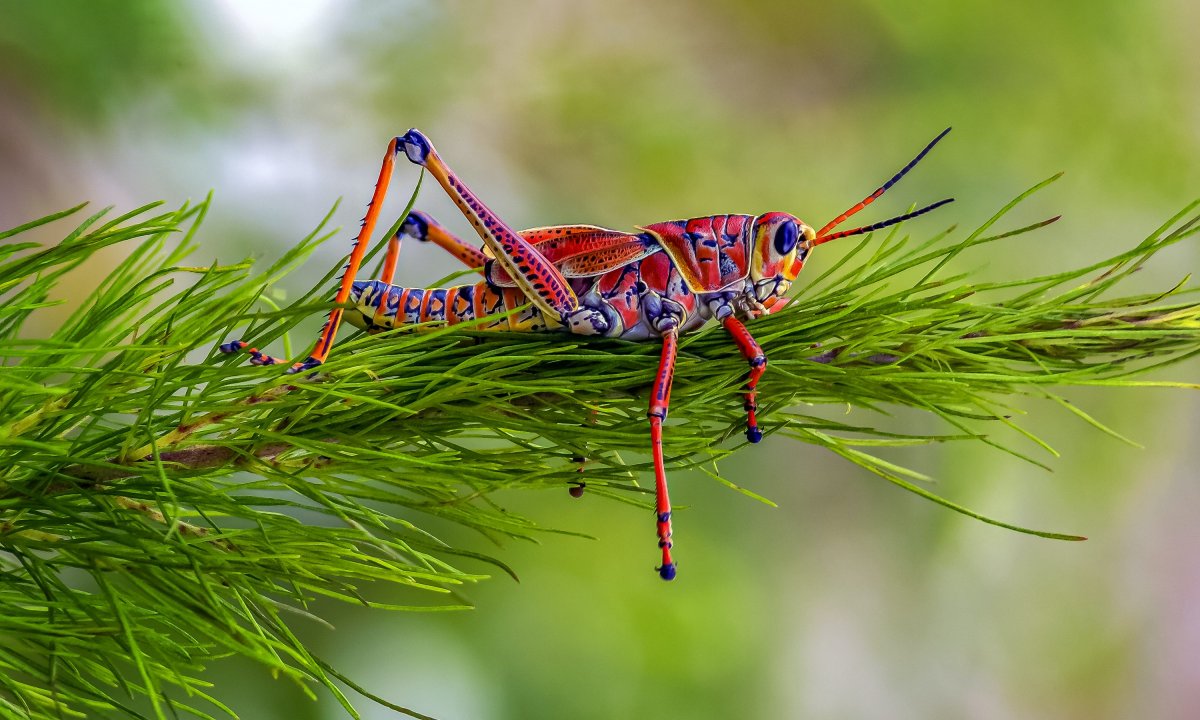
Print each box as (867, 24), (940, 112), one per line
(773, 219), (799, 256)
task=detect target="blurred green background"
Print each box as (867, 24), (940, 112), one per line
(2, 1), (1198, 718)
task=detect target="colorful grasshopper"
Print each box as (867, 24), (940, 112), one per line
(222, 127), (953, 580)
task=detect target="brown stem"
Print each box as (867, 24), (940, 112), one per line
(124, 384), (294, 463)
(54, 442), (293, 487)
(4, 442), (300, 549)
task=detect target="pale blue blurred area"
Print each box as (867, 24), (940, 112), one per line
(1, 1), (1198, 718)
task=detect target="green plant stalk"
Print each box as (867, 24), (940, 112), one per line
(0, 177), (1197, 719)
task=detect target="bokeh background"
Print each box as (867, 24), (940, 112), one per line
(2, 1), (1199, 718)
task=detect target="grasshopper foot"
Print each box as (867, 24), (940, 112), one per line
(220, 340), (285, 366)
(286, 356), (323, 375)
(657, 562), (677, 581)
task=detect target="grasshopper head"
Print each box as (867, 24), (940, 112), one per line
(749, 212), (816, 304)
(754, 128), (957, 312)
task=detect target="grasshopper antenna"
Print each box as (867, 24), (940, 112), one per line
(814, 127), (952, 244)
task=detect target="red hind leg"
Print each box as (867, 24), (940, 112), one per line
(648, 326), (679, 580)
(721, 316), (767, 443)
(394, 130), (576, 318)
(370, 231), (404, 328)
(220, 138), (402, 371)
(296, 138), (401, 372)
(394, 130), (609, 336)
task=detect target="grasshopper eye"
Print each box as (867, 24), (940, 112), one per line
(774, 219), (799, 256)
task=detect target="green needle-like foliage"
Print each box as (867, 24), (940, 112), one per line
(0, 176), (1197, 719)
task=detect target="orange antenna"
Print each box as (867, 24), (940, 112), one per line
(815, 127), (952, 241)
(813, 198), (954, 245)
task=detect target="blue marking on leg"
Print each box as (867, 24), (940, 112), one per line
(402, 211), (430, 240)
(398, 129), (431, 165)
(657, 562), (677, 581)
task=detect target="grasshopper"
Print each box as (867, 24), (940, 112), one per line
(223, 128), (952, 579)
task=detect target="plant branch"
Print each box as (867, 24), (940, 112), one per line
(1, 180), (1197, 719)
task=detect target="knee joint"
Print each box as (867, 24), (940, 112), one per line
(401, 211), (431, 240)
